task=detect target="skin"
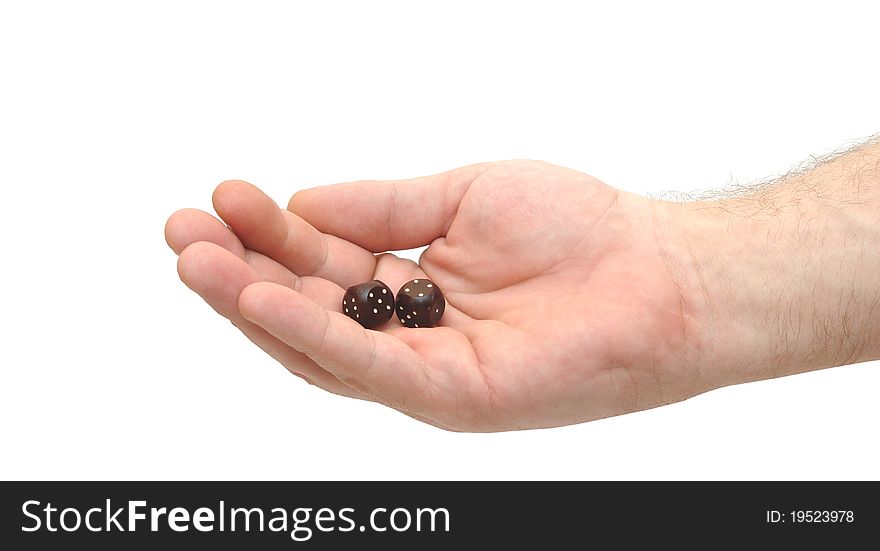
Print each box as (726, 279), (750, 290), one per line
(165, 144), (880, 431)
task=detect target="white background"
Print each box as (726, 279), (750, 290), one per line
(1, 0), (877, 480)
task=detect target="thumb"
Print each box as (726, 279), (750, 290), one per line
(287, 163), (492, 252)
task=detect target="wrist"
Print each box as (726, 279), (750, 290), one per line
(655, 155), (880, 388)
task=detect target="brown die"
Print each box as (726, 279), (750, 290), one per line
(395, 279), (445, 328)
(342, 280), (395, 329)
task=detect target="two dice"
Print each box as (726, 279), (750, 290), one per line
(342, 278), (445, 329)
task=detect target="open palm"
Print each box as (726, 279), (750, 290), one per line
(166, 161), (695, 431)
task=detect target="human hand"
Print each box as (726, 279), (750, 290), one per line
(165, 160), (701, 430)
(165, 152), (880, 431)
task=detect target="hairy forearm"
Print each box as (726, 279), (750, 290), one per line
(659, 141), (880, 389)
